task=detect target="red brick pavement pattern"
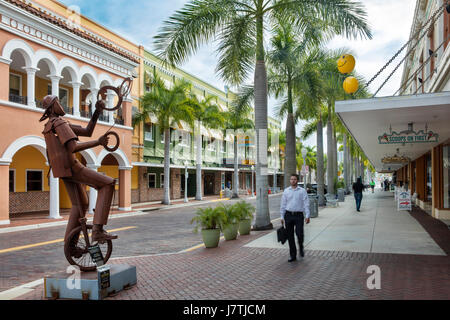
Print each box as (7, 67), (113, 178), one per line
(15, 230), (450, 300)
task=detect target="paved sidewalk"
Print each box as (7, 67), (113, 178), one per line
(247, 191), (446, 255)
(11, 191), (450, 300)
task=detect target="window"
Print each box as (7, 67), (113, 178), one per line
(148, 173), (156, 188)
(178, 131), (190, 146)
(144, 123), (154, 141)
(48, 85), (69, 108)
(221, 140), (226, 153)
(26, 170), (43, 191)
(9, 73), (22, 96)
(444, 8), (450, 50)
(428, 26), (435, 78)
(160, 174), (164, 188)
(161, 131), (165, 144)
(9, 170), (15, 192)
(443, 145), (450, 208)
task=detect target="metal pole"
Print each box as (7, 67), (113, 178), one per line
(184, 164), (188, 203)
(251, 166), (254, 196)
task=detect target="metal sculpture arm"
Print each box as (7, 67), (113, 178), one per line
(69, 100), (106, 137)
(66, 135), (109, 154)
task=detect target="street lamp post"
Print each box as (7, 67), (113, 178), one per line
(251, 165), (254, 196)
(184, 161), (188, 203)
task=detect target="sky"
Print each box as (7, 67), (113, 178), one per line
(59, 0), (417, 150)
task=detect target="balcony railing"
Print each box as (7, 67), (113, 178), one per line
(9, 94), (27, 105)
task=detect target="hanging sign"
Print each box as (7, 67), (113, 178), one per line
(397, 191), (412, 211)
(378, 130), (438, 144)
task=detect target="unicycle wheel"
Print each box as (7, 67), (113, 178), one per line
(64, 224), (113, 272)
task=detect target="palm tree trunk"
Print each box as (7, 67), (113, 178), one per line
(333, 129), (338, 184)
(195, 120), (202, 200)
(343, 134), (349, 193)
(253, 10), (271, 230)
(350, 155), (354, 186)
(361, 159), (365, 184)
(163, 127), (171, 205)
(326, 117), (334, 195)
(232, 135), (239, 198)
(284, 113), (296, 188)
(317, 114), (325, 205)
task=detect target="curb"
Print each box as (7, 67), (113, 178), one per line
(0, 197), (232, 234)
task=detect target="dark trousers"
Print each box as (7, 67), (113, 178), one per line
(354, 192), (363, 211)
(285, 212), (304, 258)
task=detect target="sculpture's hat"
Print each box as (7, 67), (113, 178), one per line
(39, 95), (59, 122)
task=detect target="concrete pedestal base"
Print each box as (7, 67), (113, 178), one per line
(44, 264), (136, 300)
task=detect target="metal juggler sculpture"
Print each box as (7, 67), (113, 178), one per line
(40, 77), (132, 271)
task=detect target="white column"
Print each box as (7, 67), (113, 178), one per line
(90, 87), (99, 106)
(87, 164), (99, 214)
(106, 90), (115, 124)
(48, 75), (63, 97)
(70, 81), (83, 117)
(49, 169), (61, 219)
(22, 67), (39, 107)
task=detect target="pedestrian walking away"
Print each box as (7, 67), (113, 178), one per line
(370, 180), (375, 193)
(352, 177), (365, 212)
(280, 174), (310, 262)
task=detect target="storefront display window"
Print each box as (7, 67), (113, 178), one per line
(443, 146), (450, 209)
(426, 154), (432, 203)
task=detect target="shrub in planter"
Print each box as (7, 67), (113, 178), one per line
(216, 203), (240, 240)
(232, 201), (255, 235)
(190, 207), (226, 248)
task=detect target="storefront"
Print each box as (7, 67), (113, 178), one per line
(336, 91), (450, 221)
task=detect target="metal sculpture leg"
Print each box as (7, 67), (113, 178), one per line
(63, 179), (89, 241)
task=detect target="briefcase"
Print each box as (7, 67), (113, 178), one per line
(277, 226), (288, 244)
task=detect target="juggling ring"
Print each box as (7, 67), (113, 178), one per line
(96, 77), (133, 111)
(103, 131), (120, 152)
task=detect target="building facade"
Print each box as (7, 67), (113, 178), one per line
(0, 0), (139, 224)
(0, 0), (282, 224)
(336, 0), (450, 222)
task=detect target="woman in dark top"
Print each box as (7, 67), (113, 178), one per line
(352, 177), (365, 212)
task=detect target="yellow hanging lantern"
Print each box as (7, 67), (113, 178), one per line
(337, 54), (355, 74)
(343, 76), (358, 94)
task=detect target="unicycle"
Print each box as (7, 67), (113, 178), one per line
(64, 217), (113, 272)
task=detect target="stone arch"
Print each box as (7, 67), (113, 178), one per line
(97, 148), (130, 168)
(1, 39), (34, 67)
(98, 73), (114, 86)
(79, 149), (98, 167)
(57, 58), (80, 82)
(79, 66), (98, 89)
(33, 49), (58, 75)
(2, 136), (47, 162)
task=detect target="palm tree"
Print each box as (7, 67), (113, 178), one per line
(154, 0), (372, 229)
(268, 19), (325, 188)
(133, 71), (194, 205)
(187, 94), (225, 200)
(223, 87), (254, 198)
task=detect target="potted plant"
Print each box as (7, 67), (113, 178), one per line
(216, 203), (240, 241)
(190, 206), (226, 248)
(232, 201), (255, 235)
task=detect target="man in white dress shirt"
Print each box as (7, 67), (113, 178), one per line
(280, 174), (310, 262)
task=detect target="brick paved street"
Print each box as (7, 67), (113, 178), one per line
(2, 191), (450, 300)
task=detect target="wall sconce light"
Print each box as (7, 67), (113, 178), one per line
(418, 77), (423, 83)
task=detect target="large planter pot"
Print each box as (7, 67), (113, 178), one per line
(238, 219), (251, 235)
(222, 223), (239, 240)
(201, 229), (220, 248)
